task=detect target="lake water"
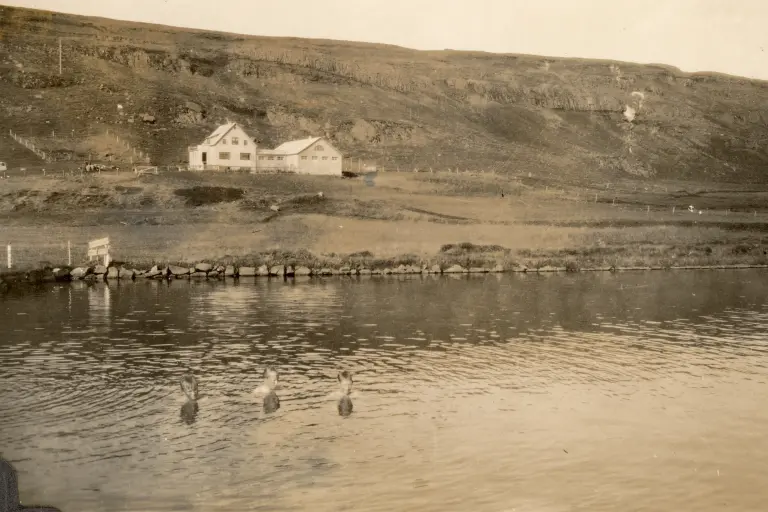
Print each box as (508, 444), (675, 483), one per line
(2, 271), (768, 512)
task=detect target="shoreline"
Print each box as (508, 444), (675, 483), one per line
(2, 261), (767, 293)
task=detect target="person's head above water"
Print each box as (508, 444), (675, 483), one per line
(338, 370), (353, 395)
(180, 373), (198, 401)
(263, 366), (279, 389)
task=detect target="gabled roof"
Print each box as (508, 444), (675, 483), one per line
(274, 136), (323, 155)
(203, 122), (251, 146)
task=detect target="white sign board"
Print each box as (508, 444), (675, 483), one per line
(87, 237), (111, 266)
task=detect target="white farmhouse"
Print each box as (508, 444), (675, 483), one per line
(188, 123), (343, 176)
(188, 122), (257, 171)
(271, 136), (343, 176)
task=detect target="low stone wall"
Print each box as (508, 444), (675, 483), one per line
(67, 262), (508, 281)
(2, 262), (767, 292)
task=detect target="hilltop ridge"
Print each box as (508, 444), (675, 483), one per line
(1, 5), (767, 184)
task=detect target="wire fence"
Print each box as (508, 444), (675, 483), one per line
(9, 129), (53, 163)
(1, 241), (76, 271)
(7, 126), (152, 166)
(104, 128), (151, 165)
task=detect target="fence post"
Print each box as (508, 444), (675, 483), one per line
(68, 240), (72, 266)
(7, 244), (11, 269)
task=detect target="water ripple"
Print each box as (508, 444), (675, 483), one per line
(2, 271), (768, 511)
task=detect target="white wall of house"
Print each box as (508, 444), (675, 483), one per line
(294, 139), (343, 175)
(208, 124), (256, 169)
(189, 147), (203, 168)
(189, 124), (258, 170)
(285, 154), (300, 170)
(254, 152), (290, 171)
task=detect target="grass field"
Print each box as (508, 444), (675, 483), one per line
(2, 169), (767, 272)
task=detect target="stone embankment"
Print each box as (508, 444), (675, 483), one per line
(2, 261), (767, 293)
(0, 262), (505, 291)
(70, 262), (508, 280)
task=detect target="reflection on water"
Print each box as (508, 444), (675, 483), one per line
(2, 271), (768, 512)
(87, 283), (111, 329)
(263, 391), (281, 414)
(180, 400), (199, 425)
(338, 395), (353, 417)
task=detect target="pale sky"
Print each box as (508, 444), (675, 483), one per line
(4, 0), (768, 80)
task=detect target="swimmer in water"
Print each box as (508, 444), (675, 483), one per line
(179, 373), (199, 424)
(337, 370), (353, 417)
(180, 373), (199, 401)
(253, 366), (280, 414)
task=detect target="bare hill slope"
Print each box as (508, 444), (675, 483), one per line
(1, 5), (767, 183)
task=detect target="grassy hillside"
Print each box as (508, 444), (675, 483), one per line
(1, 5), (768, 184)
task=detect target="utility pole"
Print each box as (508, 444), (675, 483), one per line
(59, 38), (62, 75)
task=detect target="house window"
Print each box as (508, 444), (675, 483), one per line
(315, 145), (324, 151)
(244, 139), (248, 145)
(240, 153), (251, 160)
(221, 138), (227, 144)
(277, 156), (284, 161)
(231, 137), (239, 145)
(312, 156), (318, 160)
(268, 156), (274, 160)
(258, 156), (265, 160)
(332, 157), (338, 160)
(301, 156), (308, 160)
(219, 152), (230, 160)
(322, 156), (328, 160)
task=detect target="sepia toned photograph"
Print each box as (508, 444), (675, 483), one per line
(1, 1), (767, 510)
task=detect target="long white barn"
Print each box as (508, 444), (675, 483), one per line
(188, 123), (343, 176)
